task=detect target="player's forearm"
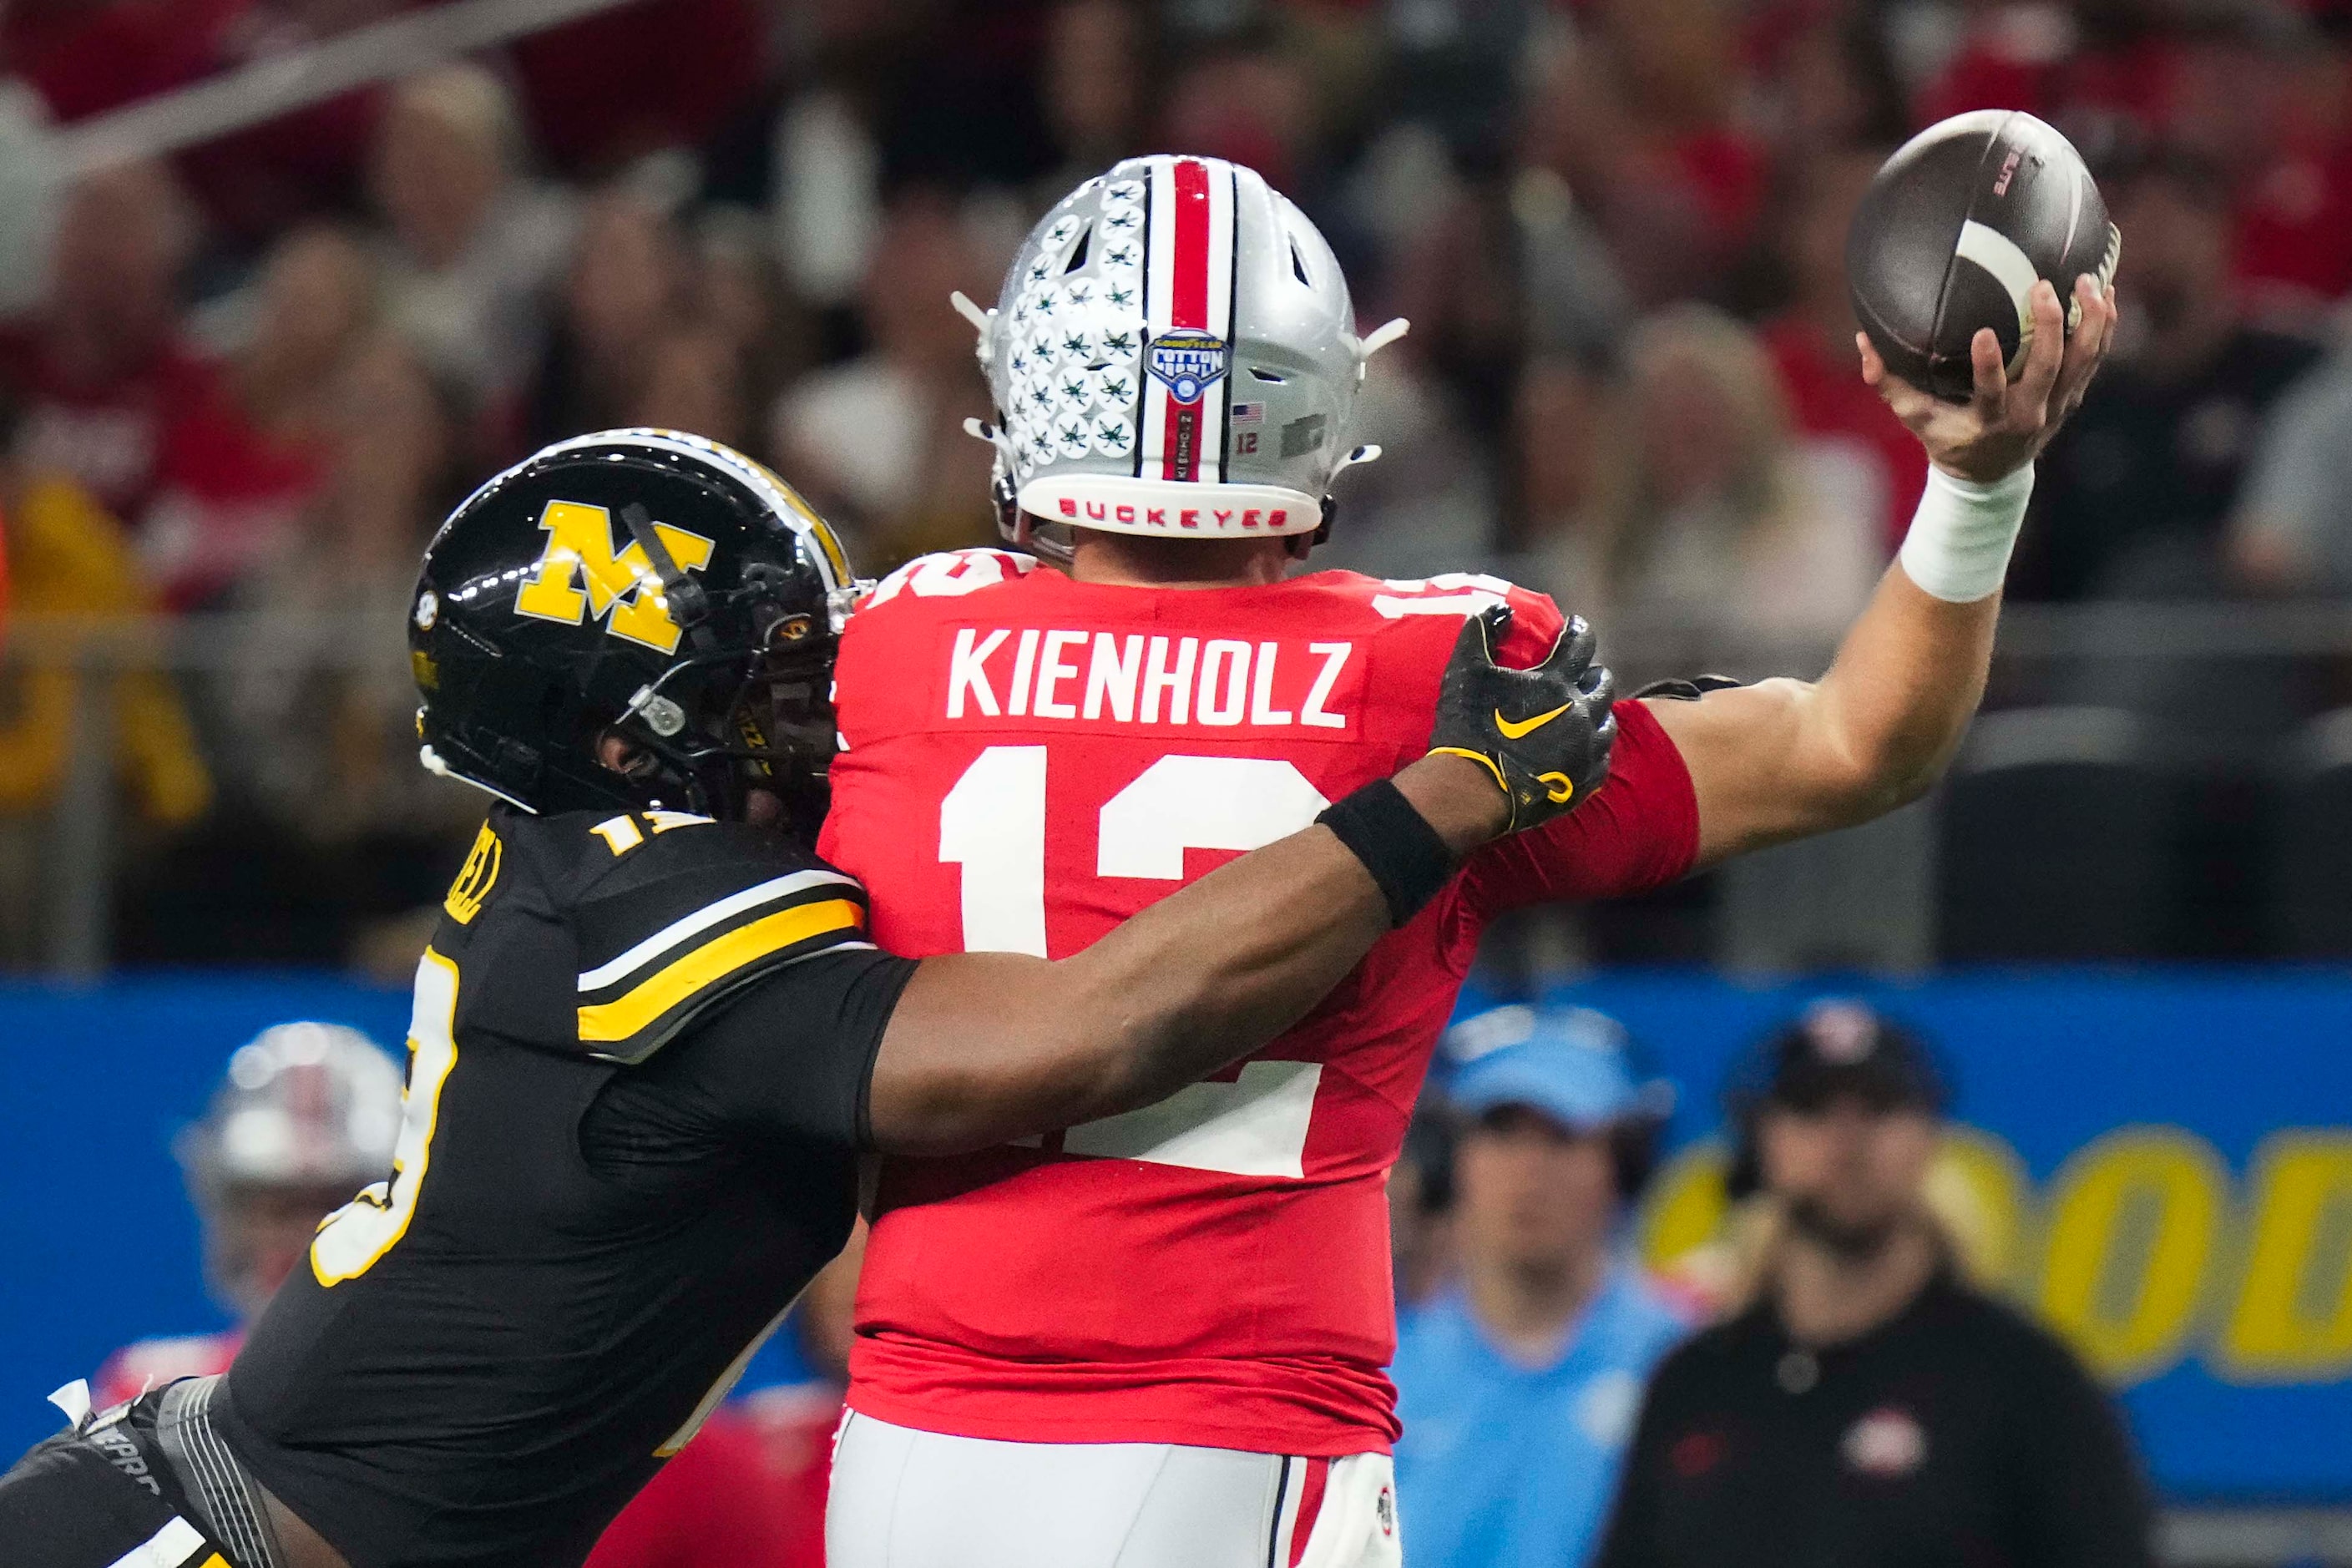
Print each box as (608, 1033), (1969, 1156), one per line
(1661, 461), (2031, 865)
(1044, 827), (1396, 1119)
(870, 757), (1504, 1155)
(1045, 757), (1515, 1125)
(1798, 452), (2042, 824)
(1802, 559), (2000, 822)
(873, 832), (1387, 1155)
(1658, 547), (2000, 866)
(1662, 277), (2111, 866)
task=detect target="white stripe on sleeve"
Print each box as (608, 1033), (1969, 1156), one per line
(577, 869), (862, 992)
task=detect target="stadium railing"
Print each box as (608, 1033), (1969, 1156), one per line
(5, 599), (2352, 978)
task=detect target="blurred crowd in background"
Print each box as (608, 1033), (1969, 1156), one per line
(4, 0), (2352, 972)
(104, 994), (2159, 1568)
(94, 992), (2163, 1568)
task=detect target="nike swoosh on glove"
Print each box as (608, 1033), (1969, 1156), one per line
(1428, 604), (1617, 833)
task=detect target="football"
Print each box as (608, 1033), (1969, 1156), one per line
(1847, 109), (2122, 401)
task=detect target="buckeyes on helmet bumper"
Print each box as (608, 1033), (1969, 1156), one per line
(410, 429), (863, 824)
(963, 154), (1407, 549)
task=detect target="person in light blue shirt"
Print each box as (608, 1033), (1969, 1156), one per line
(1394, 1004), (1692, 1568)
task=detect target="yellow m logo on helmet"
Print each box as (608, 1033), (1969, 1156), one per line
(513, 500), (716, 654)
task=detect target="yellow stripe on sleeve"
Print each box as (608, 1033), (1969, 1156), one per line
(576, 898), (867, 1044)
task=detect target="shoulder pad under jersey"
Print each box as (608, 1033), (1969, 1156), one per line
(1312, 571), (1574, 669)
(438, 807), (873, 1065)
(860, 549), (1040, 611)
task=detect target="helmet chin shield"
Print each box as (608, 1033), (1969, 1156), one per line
(957, 155), (1405, 557)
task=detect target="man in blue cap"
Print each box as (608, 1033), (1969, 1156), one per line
(1391, 1004), (1691, 1568)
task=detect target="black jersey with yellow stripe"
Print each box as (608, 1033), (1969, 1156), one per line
(549, 806), (873, 1062)
(212, 806), (915, 1568)
(424, 802), (877, 1064)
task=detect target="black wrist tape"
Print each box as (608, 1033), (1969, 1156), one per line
(1318, 777), (1456, 928)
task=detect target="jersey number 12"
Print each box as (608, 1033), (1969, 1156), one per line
(939, 746), (1330, 1180)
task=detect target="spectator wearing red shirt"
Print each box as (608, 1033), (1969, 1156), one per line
(4, 0), (395, 241)
(1911, 1), (2089, 129)
(3, 161), (217, 528)
(584, 1224), (867, 1568)
(508, 0), (770, 175)
(175, 0), (413, 244)
(1912, 1), (2188, 136)
(1916, 3), (2352, 316)
(1524, 0), (1769, 307)
(2195, 23), (2352, 316)
(1760, 147), (1921, 554)
(143, 225), (376, 608)
(2, 0), (239, 125)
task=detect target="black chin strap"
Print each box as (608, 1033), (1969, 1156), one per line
(622, 502), (714, 647)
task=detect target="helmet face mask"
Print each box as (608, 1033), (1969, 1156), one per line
(411, 429), (864, 830)
(599, 595), (839, 828)
(960, 155), (1404, 560)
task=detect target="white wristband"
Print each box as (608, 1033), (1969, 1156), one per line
(1897, 463), (2035, 603)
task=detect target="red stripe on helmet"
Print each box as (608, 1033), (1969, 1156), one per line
(1162, 158), (1213, 481)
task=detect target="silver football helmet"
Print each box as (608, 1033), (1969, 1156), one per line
(956, 154), (1408, 557)
(177, 1022), (404, 1313)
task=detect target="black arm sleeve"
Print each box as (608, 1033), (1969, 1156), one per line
(2008, 1332), (2157, 1568)
(693, 948), (920, 1149)
(580, 948), (919, 1176)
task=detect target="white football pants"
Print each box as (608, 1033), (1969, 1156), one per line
(826, 1411), (1404, 1568)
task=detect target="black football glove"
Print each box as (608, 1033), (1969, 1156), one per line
(1428, 604), (1616, 833)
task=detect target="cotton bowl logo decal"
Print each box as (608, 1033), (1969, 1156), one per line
(1148, 331), (1229, 404)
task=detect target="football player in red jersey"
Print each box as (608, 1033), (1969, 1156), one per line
(100, 1019), (830, 1568)
(94, 1024), (405, 1410)
(816, 154), (2117, 1566)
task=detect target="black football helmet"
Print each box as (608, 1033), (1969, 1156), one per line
(409, 429), (864, 828)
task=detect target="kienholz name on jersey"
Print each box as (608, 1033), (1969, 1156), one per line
(944, 628), (1359, 729)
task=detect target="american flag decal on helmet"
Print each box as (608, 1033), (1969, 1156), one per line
(1140, 156), (1238, 488)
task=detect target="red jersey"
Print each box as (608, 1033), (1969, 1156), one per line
(3, 334), (223, 524)
(819, 550), (1700, 1455)
(583, 1390), (834, 1568)
(94, 1329), (241, 1409)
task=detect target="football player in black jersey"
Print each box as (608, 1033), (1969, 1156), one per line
(0, 429), (1617, 1568)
